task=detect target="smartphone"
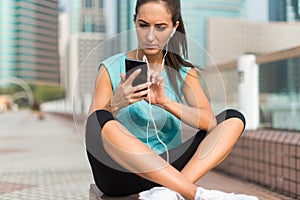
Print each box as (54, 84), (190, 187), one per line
(125, 58), (148, 87)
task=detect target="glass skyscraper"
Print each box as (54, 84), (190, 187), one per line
(181, 0), (246, 66)
(70, 0), (105, 34)
(269, 0), (300, 21)
(267, 0), (300, 94)
(116, 0), (134, 34)
(115, 0), (136, 51)
(0, 0), (60, 85)
(286, 0), (300, 21)
(68, 0), (106, 114)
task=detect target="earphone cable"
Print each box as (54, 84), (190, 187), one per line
(143, 55), (169, 163)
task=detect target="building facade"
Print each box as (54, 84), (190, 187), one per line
(115, 0), (136, 50)
(181, 0), (247, 66)
(207, 18), (300, 65)
(269, 0), (300, 21)
(67, 0), (106, 113)
(0, 0), (60, 85)
(71, 0), (105, 34)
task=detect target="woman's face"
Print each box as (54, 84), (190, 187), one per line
(135, 2), (177, 57)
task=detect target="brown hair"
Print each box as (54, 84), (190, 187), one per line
(134, 0), (194, 98)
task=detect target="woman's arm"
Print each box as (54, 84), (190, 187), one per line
(160, 68), (217, 131)
(89, 65), (150, 117)
(88, 65), (113, 116)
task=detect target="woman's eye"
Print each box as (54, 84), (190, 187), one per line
(139, 23), (148, 28)
(156, 26), (166, 31)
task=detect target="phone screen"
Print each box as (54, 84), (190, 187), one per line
(125, 58), (148, 87)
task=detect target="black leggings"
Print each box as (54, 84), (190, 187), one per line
(86, 109), (245, 197)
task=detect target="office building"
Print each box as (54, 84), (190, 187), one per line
(269, 0), (300, 21)
(181, 0), (247, 66)
(59, 11), (70, 90)
(116, 0), (134, 34)
(70, 0), (105, 34)
(101, 0), (136, 52)
(67, 0), (106, 113)
(115, 0), (136, 50)
(207, 18), (300, 65)
(0, 0), (60, 85)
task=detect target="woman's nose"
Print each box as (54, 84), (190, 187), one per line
(146, 28), (155, 42)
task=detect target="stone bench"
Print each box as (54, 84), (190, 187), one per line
(89, 184), (138, 200)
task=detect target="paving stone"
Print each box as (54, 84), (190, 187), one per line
(89, 184), (138, 200)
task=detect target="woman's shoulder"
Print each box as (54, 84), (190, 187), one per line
(99, 52), (127, 69)
(98, 53), (127, 92)
(179, 63), (193, 78)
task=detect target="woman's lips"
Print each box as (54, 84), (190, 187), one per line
(144, 44), (159, 49)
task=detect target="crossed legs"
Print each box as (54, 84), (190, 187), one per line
(86, 109), (245, 200)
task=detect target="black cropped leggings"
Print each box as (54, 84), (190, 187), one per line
(85, 109), (245, 197)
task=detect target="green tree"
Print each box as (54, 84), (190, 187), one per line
(32, 85), (65, 103)
(29, 84), (65, 111)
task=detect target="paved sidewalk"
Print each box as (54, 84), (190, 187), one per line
(0, 110), (294, 199)
(0, 110), (93, 200)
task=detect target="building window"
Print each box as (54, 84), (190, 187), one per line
(299, 0), (300, 15)
(99, 0), (103, 9)
(85, 0), (93, 8)
(84, 15), (93, 32)
(287, 0), (300, 21)
(94, 24), (105, 32)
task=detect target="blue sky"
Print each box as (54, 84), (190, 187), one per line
(59, 0), (70, 12)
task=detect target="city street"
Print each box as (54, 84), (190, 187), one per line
(0, 110), (294, 199)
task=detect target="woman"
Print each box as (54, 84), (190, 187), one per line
(86, 0), (256, 199)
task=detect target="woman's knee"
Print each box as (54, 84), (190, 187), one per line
(216, 109), (246, 131)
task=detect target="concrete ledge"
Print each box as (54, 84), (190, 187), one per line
(89, 184), (138, 200)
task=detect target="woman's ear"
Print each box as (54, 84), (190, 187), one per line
(171, 21), (179, 37)
(174, 20), (179, 30)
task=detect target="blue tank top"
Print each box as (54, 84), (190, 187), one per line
(100, 53), (191, 154)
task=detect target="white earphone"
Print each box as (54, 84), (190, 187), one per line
(162, 28), (176, 66)
(170, 28), (176, 37)
(134, 28), (176, 163)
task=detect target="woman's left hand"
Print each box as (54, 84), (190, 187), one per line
(144, 76), (169, 105)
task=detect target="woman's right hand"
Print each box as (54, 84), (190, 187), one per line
(110, 69), (150, 114)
